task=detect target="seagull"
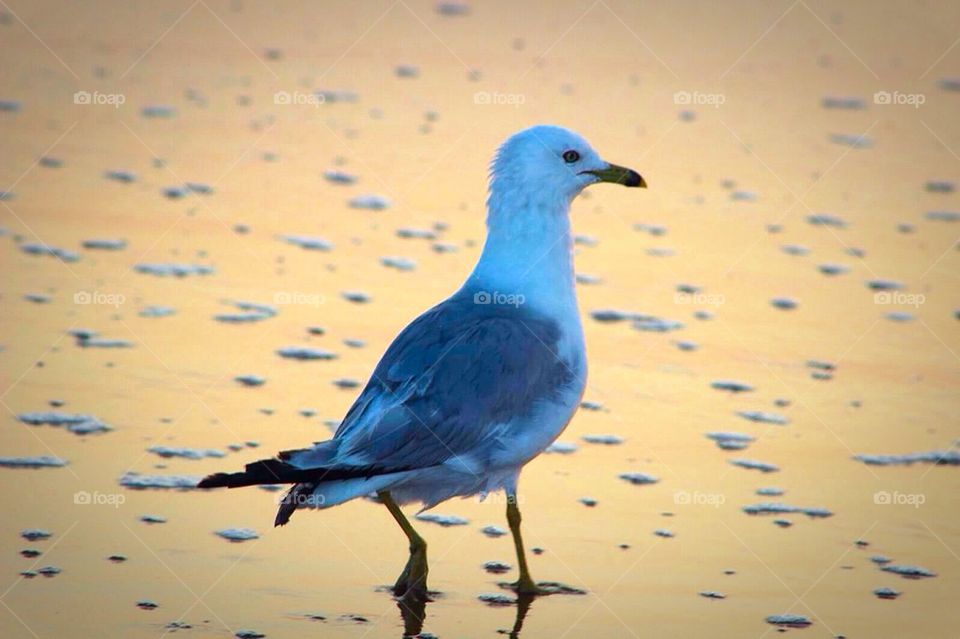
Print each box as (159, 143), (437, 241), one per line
(198, 125), (645, 602)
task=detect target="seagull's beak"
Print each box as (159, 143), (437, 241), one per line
(583, 163), (646, 188)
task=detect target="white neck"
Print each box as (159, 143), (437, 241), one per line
(461, 188), (579, 317)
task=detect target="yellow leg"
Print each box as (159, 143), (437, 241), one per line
(506, 495), (546, 595)
(379, 491), (428, 601)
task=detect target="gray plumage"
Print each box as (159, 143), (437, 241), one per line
(333, 291), (578, 469)
(201, 289), (582, 526)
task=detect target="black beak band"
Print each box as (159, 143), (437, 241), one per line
(584, 163), (647, 188)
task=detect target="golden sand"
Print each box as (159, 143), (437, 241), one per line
(0, 1), (957, 637)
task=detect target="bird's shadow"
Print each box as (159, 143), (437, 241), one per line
(397, 592), (536, 638)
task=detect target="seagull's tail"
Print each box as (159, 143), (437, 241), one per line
(197, 444), (415, 527)
(197, 443), (335, 489)
(196, 457), (305, 489)
(196, 455), (393, 489)
(274, 473), (403, 527)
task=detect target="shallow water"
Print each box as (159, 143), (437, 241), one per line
(1, 1), (958, 637)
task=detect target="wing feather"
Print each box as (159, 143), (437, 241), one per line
(329, 295), (576, 471)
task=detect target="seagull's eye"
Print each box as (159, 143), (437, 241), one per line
(562, 150), (580, 163)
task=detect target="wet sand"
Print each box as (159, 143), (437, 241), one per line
(0, 1), (958, 637)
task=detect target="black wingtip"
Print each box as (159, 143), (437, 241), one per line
(196, 473), (225, 489)
(196, 459), (300, 490)
(196, 472), (243, 489)
(274, 486), (300, 526)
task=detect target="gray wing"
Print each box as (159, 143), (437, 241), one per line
(330, 295), (578, 471)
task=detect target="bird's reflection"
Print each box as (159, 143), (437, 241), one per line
(397, 592), (537, 638)
(504, 593), (535, 638)
(397, 595), (427, 638)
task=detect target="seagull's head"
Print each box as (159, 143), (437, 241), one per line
(489, 125), (646, 206)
